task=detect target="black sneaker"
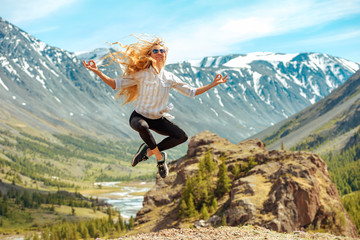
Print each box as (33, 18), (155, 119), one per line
(132, 143), (149, 167)
(157, 152), (168, 178)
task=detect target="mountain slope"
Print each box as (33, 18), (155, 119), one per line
(1, 17), (360, 144)
(0, 17), (135, 141)
(253, 69), (360, 152)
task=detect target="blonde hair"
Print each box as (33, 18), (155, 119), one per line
(103, 35), (167, 104)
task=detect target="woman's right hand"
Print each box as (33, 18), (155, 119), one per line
(83, 60), (99, 73)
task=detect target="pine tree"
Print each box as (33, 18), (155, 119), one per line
(107, 207), (112, 223)
(232, 164), (241, 179)
(200, 150), (216, 175)
(209, 205), (215, 213)
(128, 216), (135, 229)
(211, 198), (218, 210)
(187, 193), (198, 217)
(118, 213), (126, 232)
(77, 222), (89, 239)
(201, 204), (209, 220)
(221, 215), (227, 226)
(179, 199), (188, 218)
(87, 221), (96, 238)
(215, 157), (231, 198)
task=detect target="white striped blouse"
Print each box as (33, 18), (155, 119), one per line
(115, 66), (196, 120)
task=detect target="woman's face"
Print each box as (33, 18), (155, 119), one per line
(150, 45), (166, 64)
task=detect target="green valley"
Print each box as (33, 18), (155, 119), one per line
(0, 127), (186, 238)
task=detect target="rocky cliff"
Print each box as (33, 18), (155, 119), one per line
(133, 131), (358, 238)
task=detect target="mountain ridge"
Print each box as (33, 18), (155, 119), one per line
(253, 69), (360, 151)
(1, 17), (359, 144)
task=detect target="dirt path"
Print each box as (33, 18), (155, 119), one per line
(115, 225), (358, 240)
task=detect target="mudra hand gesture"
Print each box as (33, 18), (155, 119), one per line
(83, 60), (99, 73)
(213, 74), (229, 85)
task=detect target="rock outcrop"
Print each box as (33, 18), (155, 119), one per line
(134, 131), (359, 238)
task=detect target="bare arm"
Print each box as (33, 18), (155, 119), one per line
(195, 74), (228, 96)
(83, 60), (116, 89)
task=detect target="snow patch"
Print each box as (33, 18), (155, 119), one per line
(308, 76), (321, 97)
(227, 91), (235, 99)
(325, 76), (335, 90)
(204, 57), (215, 67)
(214, 88), (224, 107)
(238, 83), (246, 92)
(253, 72), (262, 96)
(0, 77), (9, 91)
(281, 109), (288, 118)
(1, 56), (18, 76)
(337, 58), (360, 72)
(224, 52), (297, 68)
(75, 48), (110, 60)
(54, 97), (61, 103)
(309, 96), (316, 104)
(188, 59), (202, 67)
(299, 88), (307, 99)
(35, 76), (46, 89)
(31, 40), (47, 54)
(22, 60), (34, 77)
(274, 72), (289, 88)
(214, 57), (223, 67)
(223, 110), (235, 118)
(210, 108), (218, 117)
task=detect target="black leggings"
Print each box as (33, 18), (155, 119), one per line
(129, 111), (188, 151)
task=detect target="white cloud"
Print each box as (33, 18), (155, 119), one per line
(1, 0), (78, 23)
(298, 29), (360, 45)
(2, 0), (359, 63)
(164, 0), (360, 63)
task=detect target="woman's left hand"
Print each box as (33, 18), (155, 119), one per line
(213, 74), (229, 85)
(195, 74), (229, 96)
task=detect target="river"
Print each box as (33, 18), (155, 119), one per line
(92, 181), (153, 219)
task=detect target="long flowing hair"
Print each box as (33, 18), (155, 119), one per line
(103, 35), (167, 104)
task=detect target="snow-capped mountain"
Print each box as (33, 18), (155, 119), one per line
(0, 17), (134, 140)
(162, 52), (359, 142)
(1, 17), (359, 143)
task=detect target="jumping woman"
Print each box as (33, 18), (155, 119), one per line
(83, 36), (228, 178)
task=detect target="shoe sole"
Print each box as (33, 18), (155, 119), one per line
(158, 152), (168, 178)
(132, 143), (146, 167)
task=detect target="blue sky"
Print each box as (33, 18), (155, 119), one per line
(1, 0), (360, 64)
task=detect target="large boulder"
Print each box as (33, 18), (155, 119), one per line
(133, 131), (358, 238)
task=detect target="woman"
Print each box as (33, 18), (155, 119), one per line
(83, 36), (228, 178)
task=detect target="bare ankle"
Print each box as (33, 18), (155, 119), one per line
(147, 148), (154, 157)
(152, 147), (162, 161)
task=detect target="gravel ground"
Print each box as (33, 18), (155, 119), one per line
(112, 226), (359, 240)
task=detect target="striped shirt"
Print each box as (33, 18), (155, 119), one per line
(115, 66), (196, 120)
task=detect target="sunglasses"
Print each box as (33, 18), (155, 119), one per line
(152, 49), (166, 54)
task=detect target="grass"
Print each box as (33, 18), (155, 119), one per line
(0, 204), (107, 232)
(232, 174), (272, 209)
(52, 205), (108, 219)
